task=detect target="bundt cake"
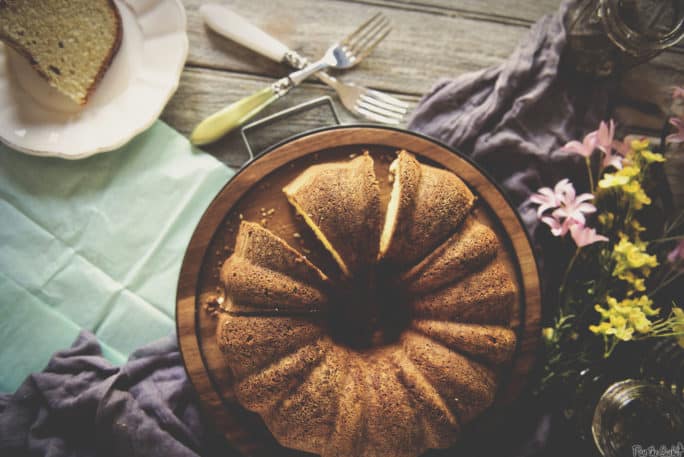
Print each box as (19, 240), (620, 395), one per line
(216, 150), (518, 457)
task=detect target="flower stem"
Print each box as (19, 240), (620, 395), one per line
(648, 271), (684, 298)
(649, 235), (684, 244)
(559, 248), (581, 310)
(585, 157), (595, 191)
(665, 211), (684, 235)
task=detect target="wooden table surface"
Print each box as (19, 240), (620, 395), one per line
(161, 0), (684, 205)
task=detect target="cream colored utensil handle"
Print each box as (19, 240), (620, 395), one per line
(190, 86), (279, 145)
(200, 4), (289, 63)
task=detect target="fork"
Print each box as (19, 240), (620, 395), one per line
(200, 5), (408, 125)
(191, 13), (397, 145)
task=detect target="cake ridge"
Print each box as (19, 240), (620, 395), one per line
(218, 314), (325, 379)
(389, 349), (461, 449)
(402, 331), (497, 424)
(410, 260), (516, 325)
(268, 347), (346, 454)
(410, 320), (517, 367)
(325, 354), (365, 457)
(401, 218), (500, 294)
(236, 339), (331, 414)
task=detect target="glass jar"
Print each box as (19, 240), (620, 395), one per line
(565, 0), (684, 77)
(592, 379), (684, 457)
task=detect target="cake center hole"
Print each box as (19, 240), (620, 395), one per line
(328, 268), (412, 350)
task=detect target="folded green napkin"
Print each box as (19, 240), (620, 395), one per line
(0, 121), (233, 392)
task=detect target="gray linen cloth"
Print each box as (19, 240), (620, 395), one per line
(0, 331), (232, 457)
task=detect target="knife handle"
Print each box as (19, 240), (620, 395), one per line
(190, 86), (279, 146)
(200, 4), (290, 63)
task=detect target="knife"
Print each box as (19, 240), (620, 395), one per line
(200, 4), (316, 72)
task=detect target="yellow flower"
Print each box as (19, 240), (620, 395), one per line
(618, 166), (640, 177)
(591, 295), (659, 346)
(630, 138), (650, 151)
(627, 184), (651, 209)
(599, 173), (630, 189)
(590, 321), (613, 335)
(542, 327), (555, 342)
(598, 212), (615, 229)
(630, 219), (646, 233)
(640, 150), (665, 163)
(613, 237), (658, 285)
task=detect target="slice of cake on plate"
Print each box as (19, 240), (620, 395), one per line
(0, 0), (122, 105)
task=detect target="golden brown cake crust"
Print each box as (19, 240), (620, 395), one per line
(411, 261), (517, 325)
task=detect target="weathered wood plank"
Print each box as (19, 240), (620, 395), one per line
(161, 68), (419, 168)
(351, 0), (561, 25)
(183, 0), (536, 95)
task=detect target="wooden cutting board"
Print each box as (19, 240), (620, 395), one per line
(176, 126), (542, 457)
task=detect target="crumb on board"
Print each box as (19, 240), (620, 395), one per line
(293, 232), (301, 239)
(204, 294), (225, 319)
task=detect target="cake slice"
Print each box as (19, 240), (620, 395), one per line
(378, 150), (421, 260)
(221, 221), (329, 313)
(283, 153), (382, 277)
(378, 150), (476, 268)
(0, 0), (122, 105)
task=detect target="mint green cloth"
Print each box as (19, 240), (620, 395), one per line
(0, 121), (233, 392)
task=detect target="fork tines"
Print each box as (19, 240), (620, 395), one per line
(341, 12), (393, 64)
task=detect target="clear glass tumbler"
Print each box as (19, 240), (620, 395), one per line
(592, 379), (684, 457)
(565, 0), (684, 77)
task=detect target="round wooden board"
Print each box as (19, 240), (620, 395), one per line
(176, 126), (542, 457)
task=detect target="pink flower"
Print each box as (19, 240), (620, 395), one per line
(668, 240), (684, 263)
(672, 86), (684, 100)
(562, 132), (597, 158)
(530, 178), (573, 216)
(532, 179), (598, 241)
(667, 117), (684, 144)
(542, 215), (574, 236)
(594, 120), (615, 153)
(552, 185), (596, 225)
(570, 223), (609, 247)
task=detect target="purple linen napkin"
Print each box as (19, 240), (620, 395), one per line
(0, 331), (232, 457)
(409, 0), (614, 303)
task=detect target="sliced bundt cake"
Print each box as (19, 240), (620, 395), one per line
(217, 150), (518, 457)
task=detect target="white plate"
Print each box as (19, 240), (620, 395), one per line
(0, 0), (188, 159)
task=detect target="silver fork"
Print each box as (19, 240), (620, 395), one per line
(199, 6), (408, 128)
(191, 12), (395, 145)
